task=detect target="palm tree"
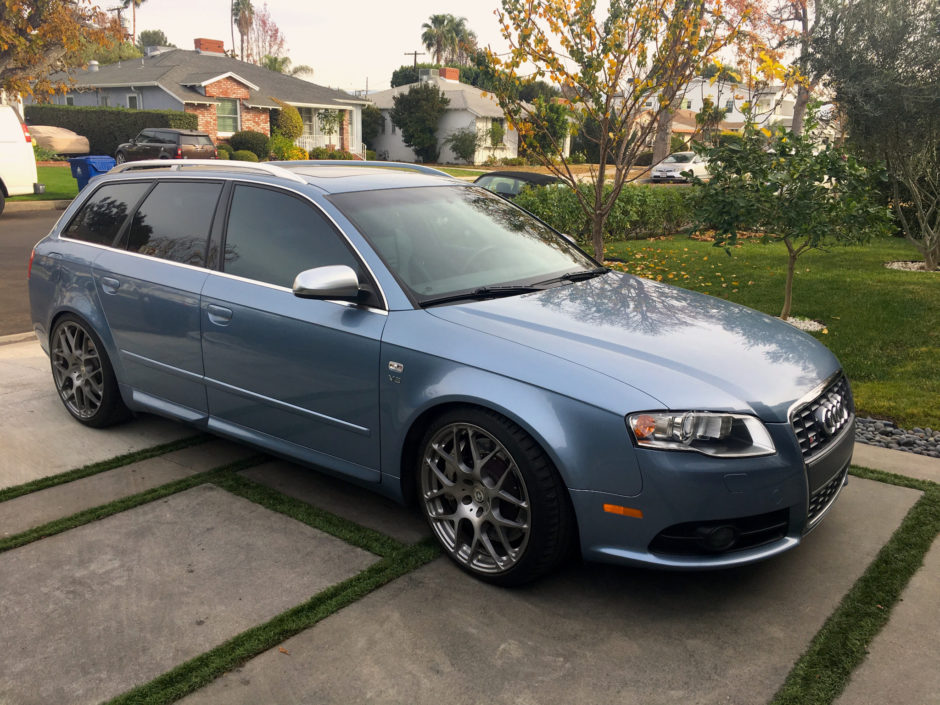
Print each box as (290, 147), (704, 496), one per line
(261, 55), (314, 77)
(421, 14), (453, 65)
(447, 16), (477, 66)
(122, 0), (147, 44)
(232, 0), (254, 60)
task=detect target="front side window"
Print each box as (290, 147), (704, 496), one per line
(124, 181), (222, 266)
(329, 186), (595, 301)
(64, 182), (151, 246)
(217, 98), (239, 133)
(222, 185), (359, 288)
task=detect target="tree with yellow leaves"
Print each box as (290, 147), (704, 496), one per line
(1, 0), (120, 98)
(488, 0), (743, 261)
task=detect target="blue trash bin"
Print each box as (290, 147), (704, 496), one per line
(69, 155), (117, 191)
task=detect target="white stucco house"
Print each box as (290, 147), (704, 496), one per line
(369, 68), (522, 165)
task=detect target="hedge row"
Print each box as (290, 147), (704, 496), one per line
(514, 182), (695, 241)
(24, 104), (197, 156)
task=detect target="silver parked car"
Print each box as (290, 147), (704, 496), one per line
(28, 160), (854, 585)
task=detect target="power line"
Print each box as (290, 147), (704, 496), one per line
(404, 50), (426, 68)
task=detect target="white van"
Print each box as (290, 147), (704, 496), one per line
(0, 104), (43, 216)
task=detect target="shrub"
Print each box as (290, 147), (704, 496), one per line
(271, 99), (303, 140)
(443, 127), (481, 164)
(229, 130), (270, 159)
(569, 151), (587, 164)
(33, 143), (64, 161)
(501, 156), (526, 166)
(635, 150), (654, 166)
(216, 142), (233, 159)
(514, 182), (695, 242)
(366, 149), (377, 161)
(309, 147), (354, 160)
(232, 149), (259, 162)
(23, 104), (197, 156)
(268, 134), (308, 160)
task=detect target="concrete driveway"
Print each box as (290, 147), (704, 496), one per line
(0, 335), (937, 705)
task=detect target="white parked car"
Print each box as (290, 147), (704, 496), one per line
(0, 105), (43, 215)
(650, 151), (709, 182)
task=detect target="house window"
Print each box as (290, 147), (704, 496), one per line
(298, 107), (315, 136)
(217, 98), (240, 133)
(685, 100), (692, 109)
(99, 94), (109, 107)
(127, 94), (138, 109)
(725, 99), (734, 110)
(644, 99), (653, 107)
(65, 95), (74, 106)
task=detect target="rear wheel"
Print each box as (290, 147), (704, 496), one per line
(115, 152), (126, 165)
(50, 315), (130, 427)
(0, 190), (5, 216)
(417, 407), (573, 585)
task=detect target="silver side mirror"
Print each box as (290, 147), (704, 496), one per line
(292, 265), (361, 300)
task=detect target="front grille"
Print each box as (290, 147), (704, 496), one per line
(807, 466), (848, 526)
(791, 375), (854, 460)
(649, 508), (790, 556)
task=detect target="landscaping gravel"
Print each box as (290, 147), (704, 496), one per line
(855, 417), (940, 458)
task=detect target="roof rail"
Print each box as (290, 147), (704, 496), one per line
(109, 159), (307, 184)
(271, 160), (454, 178)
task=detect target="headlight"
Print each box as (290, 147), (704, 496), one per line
(627, 411), (776, 458)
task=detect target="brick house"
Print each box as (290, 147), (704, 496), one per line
(47, 38), (368, 154)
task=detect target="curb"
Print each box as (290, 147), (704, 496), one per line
(4, 200), (72, 212)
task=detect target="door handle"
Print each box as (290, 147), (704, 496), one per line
(207, 304), (233, 325)
(100, 276), (120, 294)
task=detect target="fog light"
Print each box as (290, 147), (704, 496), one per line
(699, 525), (737, 551)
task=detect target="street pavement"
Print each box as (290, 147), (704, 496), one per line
(0, 334), (937, 705)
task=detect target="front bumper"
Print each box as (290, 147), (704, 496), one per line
(572, 418), (855, 569)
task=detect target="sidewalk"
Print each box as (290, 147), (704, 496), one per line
(0, 333), (936, 704)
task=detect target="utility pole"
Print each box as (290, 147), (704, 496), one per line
(404, 50), (425, 68)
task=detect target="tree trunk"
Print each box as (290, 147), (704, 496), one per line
(652, 109), (674, 165)
(231, 0), (236, 57)
(132, 4), (136, 45)
(791, 83), (811, 137)
(591, 212), (606, 262)
(781, 250), (797, 319)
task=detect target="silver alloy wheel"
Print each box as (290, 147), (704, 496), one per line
(115, 152), (126, 164)
(420, 422), (531, 574)
(51, 321), (104, 419)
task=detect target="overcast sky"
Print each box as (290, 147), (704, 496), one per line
(131, 0), (513, 93)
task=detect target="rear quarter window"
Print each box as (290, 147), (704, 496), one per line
(63, 182), (151, 246)
(181, 135), (213, 146)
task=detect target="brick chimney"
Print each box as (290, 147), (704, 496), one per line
(194, 38), (226, 55)
(440, 67), (460, 82)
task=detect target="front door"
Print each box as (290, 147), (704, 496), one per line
(201, 184), (386, 481)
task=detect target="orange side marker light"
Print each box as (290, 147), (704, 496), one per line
(603, 504), (643, 519)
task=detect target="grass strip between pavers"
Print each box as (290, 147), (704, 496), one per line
(0, 455), (265, 554)
(212, 471), (406, 558)
(105, 539), (442, 705)
(0, 434), (209, 504)
(770, 466), (940, 705)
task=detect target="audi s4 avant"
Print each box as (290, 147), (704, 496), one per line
(27, 160), (855, 585)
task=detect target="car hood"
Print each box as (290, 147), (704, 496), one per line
(425, 272), (839, 422)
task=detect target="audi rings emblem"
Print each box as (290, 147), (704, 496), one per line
(814, 392), (849, 436)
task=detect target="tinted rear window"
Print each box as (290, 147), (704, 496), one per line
(124, 181), (222, 266)
(64, 182), (150, 246)
(181, 135), (213, 146)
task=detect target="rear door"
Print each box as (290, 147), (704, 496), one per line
(92, 179), (224, 419)
(201, 183), (387, 481)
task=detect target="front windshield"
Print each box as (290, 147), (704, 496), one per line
(329, 185), (596, 302)
(663, 153), (694, 164)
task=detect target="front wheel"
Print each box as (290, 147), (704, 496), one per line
(115, 152), (126, 165)
(50, 315), (130, 427)
(417, 408), (573, 585)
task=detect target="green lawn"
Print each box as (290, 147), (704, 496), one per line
(9, 165), (78, 201)
(435, 166), (486, 178)
(604, 236), (940, 429)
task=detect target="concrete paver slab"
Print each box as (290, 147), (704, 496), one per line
(0, 484), (377, 705)
(835, 535), (940, 705)
(0, 440), (253, 538)
(0, 339), (190, 489)
(853, 443), (940, 484)
(179, 478), (920, 705)
(240, 461), (429, 544)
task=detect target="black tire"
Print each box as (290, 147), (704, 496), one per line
(0, 190), (5, 216)
(417, 407), (574, 586)
(115, 152), (127, 165)
(49, 315), (130, 428)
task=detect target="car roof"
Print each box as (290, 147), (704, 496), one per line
(474, 170), (562, 185)
(100, 160), (464, 195)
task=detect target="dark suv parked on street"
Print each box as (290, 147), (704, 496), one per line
(115, 129), (217, 163)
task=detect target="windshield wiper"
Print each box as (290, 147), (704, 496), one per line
(533, 266), (609, 286)
(419, 285), (544, 308)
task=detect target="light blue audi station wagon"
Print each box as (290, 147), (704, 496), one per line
(28, 161), (855, 584)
